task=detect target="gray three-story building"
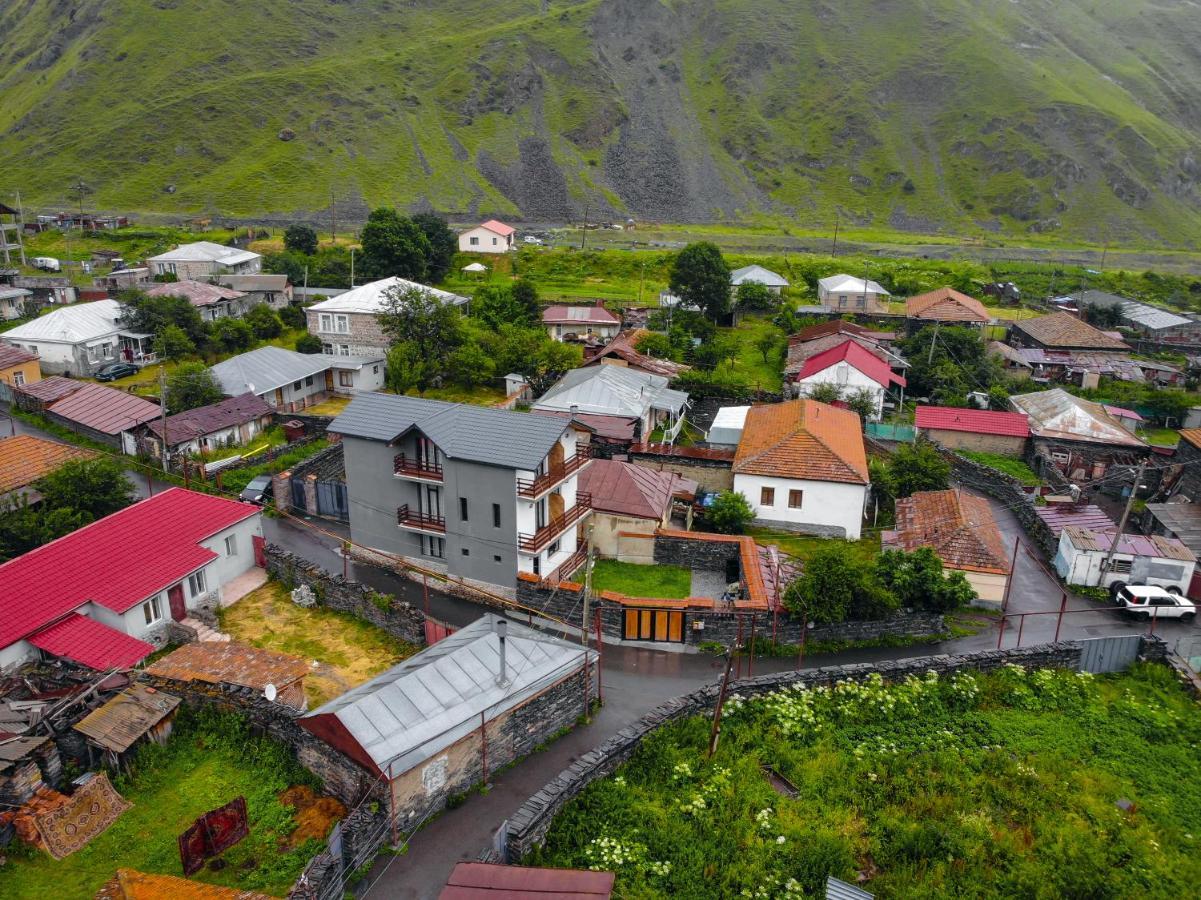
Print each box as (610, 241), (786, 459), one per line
(331, 393), (592, 591)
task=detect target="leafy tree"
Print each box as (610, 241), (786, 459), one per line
(533, 339), (583, 390)
(897, 325), (1001, 401)
(153, 324), (195, 362)
(244, 304), (283, 339)
(411, 212), (458, 282)
(1143, 388), (1191, 426)
(845, 387), (877, 421)
(634, 331), (676, 359)
(359, 207), (432, 282)
(378, 284), (463, 385)
(482, 325), (546, 378)
(166, 362), (224, 412)
(279, 303), (309, 330)
(283, 223), (318, 256)
(783, 543), (897, 624)
(120, 289), (207, 346)
(472, 284), (530, 330)
(689, 341), (724, 371)
(986, 384), (1011, 411)
(754, 330), (779, 363)
(448, 342), (497, 388)
(888, 442), (951, 498)
(510, 278), (541, 322)
(36, 456), (136, 520)
(669, 242), (731, 321)
(208, 318), (255, 354)
(0, 498), (90, 562)
(1083, 303), (1123, 328)
(707, 491), (755, 534)
(868, 457), (896, 514)
(736, 281), (776, 312)
(295, 333), (323, 354)
(808, 382), (843, 405)
(876, 547), (975, 612)
(385, 340), (430, 394)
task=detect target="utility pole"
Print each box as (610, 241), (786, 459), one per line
(329, 189), (336, 241)
(1100, 459), (1148, 580)
(707, 651), (737, 758)
(580, 523), (595, 720)
(158, 366), (170, 474)
(350, 249), (355, 289)
(15, 190), (27, 265)
(831, 214), (840, 257)
(303, 265), (309, 293)
(927, 321), (941, 365)
(579, 202), (589, 251)
(637, 260), (646, 305)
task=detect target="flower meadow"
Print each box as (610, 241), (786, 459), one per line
(528, 664), (1201, 898)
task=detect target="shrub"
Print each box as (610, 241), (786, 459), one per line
(707, 491), (755, 534)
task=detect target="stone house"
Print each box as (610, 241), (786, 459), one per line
(306, 277), (468, 358)
(578, 459), (697, 557)
(145, 279), (251, 322)
(147, 642), (309, 711)
(214, 274), (292, 309)
(138, 392), (274, 459)
(1009, 312), (1131, 353)
(0, 298), (124, 377)
(914, 405), (1030, 456)
(146, 241), (262, 280)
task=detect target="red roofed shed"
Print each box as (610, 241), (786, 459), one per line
(914, 405), (1029, 456)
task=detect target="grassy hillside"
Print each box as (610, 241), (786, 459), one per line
(3, 0), (1201, 244)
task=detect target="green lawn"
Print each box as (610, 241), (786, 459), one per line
(405, 383), (507, 405)
(3, 708), (328, 899)
(746, 528), (881, 566)
(1142, 427), (1180, 448)
(589, 560), (693, 599)
(957, 450), (1041, 486)
(715, 314), (786, 392)
(530, 663), (1201, 898)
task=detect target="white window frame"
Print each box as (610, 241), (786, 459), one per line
(13, 370), (24, 386)
(338, 370), (354, 388)
(319, 313), (333, 332)
(188, 569), (207, 597)
(143, 596), (162, 626)
(334, 314), (349, 334)
(224, 534), (237, 556)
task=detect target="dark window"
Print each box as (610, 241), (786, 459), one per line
(305, 375), (314, 386)
(460, 497), (468, 521)
(492, 503), (501, 528)
(494, 554), (502, 563)
(292, 380), (302, 390)
(760, 487), (775, 506)
(532, 556), (541, 576)
(461, 547), (470, 556)
(788, 489), (803, 509)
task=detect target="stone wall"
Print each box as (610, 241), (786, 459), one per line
(626, 447), (735, 494)
(653, 532), (743, 576)
(272, 411), (335, 436)
(264, 544), (429, 648)
(503, 641), (1088, 860)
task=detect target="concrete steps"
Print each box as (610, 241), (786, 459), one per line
(181, 616), (231, 642)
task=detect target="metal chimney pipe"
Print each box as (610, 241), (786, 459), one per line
(495, 618), (509, 687)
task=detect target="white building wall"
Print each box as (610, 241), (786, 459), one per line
(0, 639), (33, 672)
(458, 227), (511, 254)
(197, 515), (264, 596)
(6, 338), (77, 369)
(795, 364), (885, 419)
(733, 474), (866, 540)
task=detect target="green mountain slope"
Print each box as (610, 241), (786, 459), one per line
(2, 0), (1201, 244)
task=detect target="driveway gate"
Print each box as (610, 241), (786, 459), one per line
(1077, 634), (1143, 673)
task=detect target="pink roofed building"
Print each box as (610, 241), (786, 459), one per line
(793, 339), (907, 421)
(542, 301), (622, 342)
(458, 219), (516, 254)
(914, 405), (1030, 456)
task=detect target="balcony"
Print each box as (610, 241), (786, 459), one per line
(518, 493), (592, 553)
(394, 454), (443, 482)
(397, 504), (445, 533)
(516, 447), (592, 499)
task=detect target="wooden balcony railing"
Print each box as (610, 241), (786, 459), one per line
(394, 454), (443, 481)
(541, 545), (588, 586)
(518, 493), (592, 553)
(397, 504), (446, 533)
(516, 447), (592, 498)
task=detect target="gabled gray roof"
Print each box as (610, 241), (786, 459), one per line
(209, 346), (331, 396)
(533, 365), (689, 418)
(330, 392), (569, 471)
(731, 264), (789, 288)
(303, 615), (591, 776)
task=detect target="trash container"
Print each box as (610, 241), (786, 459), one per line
(282, 420), (306, 442)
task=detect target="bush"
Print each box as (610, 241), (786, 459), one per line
(295, 333), (323, 354)
(888, 441), (951, 497)
(876, 547), (975, 612)
(245, 303), (283, 339)
(783, 542), (897, 623)
(707, 491), (754, 534)
(279, 304), (309, 330)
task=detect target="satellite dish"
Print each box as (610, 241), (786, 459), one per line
(264, 683), (278, 702)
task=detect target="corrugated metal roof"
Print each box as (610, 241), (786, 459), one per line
(542, 304), (621, 325)
(145, 280), (245, 307)
(0, 343), (38, 369)
(818, 274), (889, 296)
(331, 392), (570, 471)
(74, 684), (180, 753)
(826, 876), (874, 900)
(46, 382), (161, 435)
(303, 615), (591, 776)
(731, 264), (789, 287)
(579, 459), (696, 519)
(534, 366), (688, 418)
(1077, 290), (1193, 331)
(1009, 388), (1146, 447)
(797, 340), (906, 387)
(27, 614), (155, 670)
(915, 405), (1030, 437)
(1013, 312), (1130, 350)
(1, 299), (121, 344)
(210, 346), (332, 396)
(145, 392), (272, 444)
(307, 277), (466, 314)
(1062, 525), (1196, 561)
(146, 241), (260, 266)
(1034, 503), (1115, 536)
(13, 375), (85, 404)
(1145, 502), (1201, 557)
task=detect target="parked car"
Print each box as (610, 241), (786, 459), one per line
(522, 235), (544, 245)
(239, 474), (273, 504)
(31, 256), (61, 272)
(1112, 584), (1196, 621)
(93, 362), (139, 382)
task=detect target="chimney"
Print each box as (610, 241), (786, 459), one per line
(495, 618), (510, 687)
(570, 404), (579, 419)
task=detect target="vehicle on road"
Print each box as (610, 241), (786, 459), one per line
(1112, 583), (1196, 620)
(239, 474), (273, 504)
(522, 235), (544, 245)
(93, 362), (139, 381)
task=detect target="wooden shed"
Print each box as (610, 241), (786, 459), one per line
(73, 684), (181, 770)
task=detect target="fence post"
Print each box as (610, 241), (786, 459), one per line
(996, 614), (1006, 650)
(1016, 613), (1026, 648)
(1054, 593), (1067, 643)
(747, 614), (757, 678)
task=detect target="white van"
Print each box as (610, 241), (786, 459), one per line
(32, 257), (61, 272)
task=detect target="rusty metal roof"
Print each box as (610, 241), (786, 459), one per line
(440, 862), (614, 898)
(73, 684), (181, 753)
(46, 382), (161, 435)
(146, 642), (308, 690)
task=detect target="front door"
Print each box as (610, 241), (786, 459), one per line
(168, 584), (186, 621)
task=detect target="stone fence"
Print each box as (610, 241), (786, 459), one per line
(503, 639), (1134, 860)
(264, 543), (429, 648)
(272, 410), (335, 436)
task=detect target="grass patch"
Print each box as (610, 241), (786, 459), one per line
(218, 438), (329, 494)
(302, 395), (351, 416)
(405, 383), (507, 406)
(529, 663), (1201, 898)
(590, 560), (693, 599)
(1142, 426), (1180, 447)
(2, 707), (327, 899)
(714, 314), (786, 392)
(746, 528), (881, 566)
(219, 581), (418, 707)
(957, 450), (1041, 486)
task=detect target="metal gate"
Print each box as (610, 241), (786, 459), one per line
(316, 481), (349, 520)
(1077, 634), (1143, 674)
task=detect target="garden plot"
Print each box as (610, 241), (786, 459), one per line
(529, 663), (1201, 898)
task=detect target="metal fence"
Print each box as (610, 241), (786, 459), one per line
(865, 422), (915, 442)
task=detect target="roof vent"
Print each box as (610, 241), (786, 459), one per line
(494, 618), (511, 688)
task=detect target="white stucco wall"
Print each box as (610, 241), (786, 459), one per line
(546, 322), (620, 342)
(6, 338), (78, 368)
(198, 515), (264, 594)
(795, 363), (885, 419)
(458, 227), (511, 253)
(964, 570), (1008, 606)
(733, 474), (866, 540)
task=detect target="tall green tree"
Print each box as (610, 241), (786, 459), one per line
(166, 362), (224, 412)
(208, 318), (255, 354)
(0, 499), (89, 562)
(897, 325), (1002, 402)
(887, 442), (951, 498)
(283, 223), (319, 255)
(378, 284), (463, 388)
(669, 242), (732, 321)
(783, 544), (898, 624)
(36, 456), (136, 520)
(153, 324), (195, 362)
(707, 491), (755, 534)
(876, 547), (975, 612)
(411, 212), (457, 282)
(735, 280), (776, 311)
(472, 284), (530, 330)
(359, 207), (432, 282)
(119, 289), (208, 346)
(245, 304), (283, 339)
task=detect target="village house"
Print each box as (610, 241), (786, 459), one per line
(0, 298), (125, 377)
(332, 392), (593, 590)
(542, 302), (622, 342)
(1073, 289), (1201, 341)
(213, 273), (292, 308)
(578, 459), (697, 556)
(145, 280), (251, 322)
(1053, 527), (1196, 595)
(146, 241), (262, 280)
(138, 392), (274, 459)
(583, 329), (691, 379)
(306, 276), (468, 358)
(0, 434), (93, 507)
(885, 489), (1011, 606)
(458, 219), (516, 253)
(300, 615), (594, 828)
(93, 267), (151, 293)
(210, 345), (384, 411)
(533, 364), (689, 442)
(792, 339), (906, 420)
(42, 382), (160, 453)
(8, 375), (83, 413)
(1009, 311), (1131, 353)
(816, 274), (891, 313)
(914, 405), (1030, 456)
(5, 274), (76, 307)
(147, 642), (309, 711)
(905, 287), (991, 327)
(0, 286), (33, 320)
(0, 343), (40, 390)
(1009, 387), (1150, 482)
(731, 264), (789, 295)
(0, 488), (263, 673)
(733, 399), (869, 539)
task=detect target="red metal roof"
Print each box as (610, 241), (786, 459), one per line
(0, 488), (259, 649)
(0, 344), (38, 370)
(797, 339), (906, 387)
(440, 863), (614, 899)
(542, 303), (621, 325)
(914, 405), (1030, 437)
(14, 375), (85, 404)
(46, 382), (160, 435)
(28, 614), (154, 670)
(580, 458), (697, 519)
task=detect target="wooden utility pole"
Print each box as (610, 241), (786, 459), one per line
(1100, 458), (1148, 580)
(831, 214), (840, 257)
(580, 523), (595, 721)
(927, 321), (941, 365)
(350, 249), (355, 289)
(329, 189), (336, 241)
(158, 366), (170, 473)
(707, 651), (737, 758)
(579, 202), (590, 251)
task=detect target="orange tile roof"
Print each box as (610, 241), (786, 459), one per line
(1178, 428), (1201, 451)
(95, 868), (277, 899)
(0, 434), (94, 494)
(734, 399), (868, 485)
(906, 287), (991, 323)
(890, 490), (1011, 574)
